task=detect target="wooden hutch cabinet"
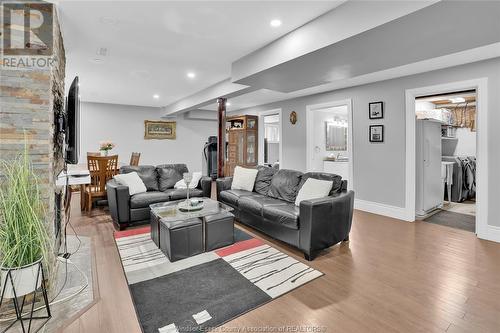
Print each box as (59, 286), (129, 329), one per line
(224, 115), (258, 176)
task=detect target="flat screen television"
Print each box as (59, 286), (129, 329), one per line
(65, 76), (80, 164)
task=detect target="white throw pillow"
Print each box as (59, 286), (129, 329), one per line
(114, 172), (147, 195)
(174, 171), (202, 189)
(295, 178), (333, 206)
(231, 166), (258, 192)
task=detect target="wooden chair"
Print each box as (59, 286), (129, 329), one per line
(130, 152), (141, 166)
(84, 154), (119, 212)
(79, 152), (104, 210)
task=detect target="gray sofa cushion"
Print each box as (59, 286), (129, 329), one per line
(298, 172), (343, 195)
(164, 188), (204, 200)
(268, 169), (303, 203)
(130, 191), (170, 208)
(219, 189), (253, 206)
(157, 164), (188, 191)
(262, 204), (300, 230)
(254, 165), (277, 195)
(121, 165), (159, 191)
(239, 195), (285, 216)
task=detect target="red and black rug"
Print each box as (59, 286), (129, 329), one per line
(114, 227), (322, 333)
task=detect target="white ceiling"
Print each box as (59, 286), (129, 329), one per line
(58, 1), (342, 107)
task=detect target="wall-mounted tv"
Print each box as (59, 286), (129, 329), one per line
(65, 76), (80, 164)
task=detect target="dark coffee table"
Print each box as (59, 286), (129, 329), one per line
(150, 198), (234, 261)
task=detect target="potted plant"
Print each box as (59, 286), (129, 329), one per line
(99, 141), (115, 156)
(0, 146), (51, 299)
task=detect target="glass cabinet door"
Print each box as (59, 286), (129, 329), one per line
(246, 132), (256, 164)
(237, 132), (244, 164)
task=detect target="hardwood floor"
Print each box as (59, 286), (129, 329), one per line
(60, 194), (500, 333)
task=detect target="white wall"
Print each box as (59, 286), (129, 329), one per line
(80, 102), (216, 172)
(454, 128), (476, 156)
(236, 58), (500, 227)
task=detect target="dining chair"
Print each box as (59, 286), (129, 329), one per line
(130, 152), (141, 166)
(84, 154), (119, 212)
(79, 152), (104, 210)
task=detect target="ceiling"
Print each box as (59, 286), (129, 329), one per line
(58, 1), (342, 107)
(417, 91), (477, 106)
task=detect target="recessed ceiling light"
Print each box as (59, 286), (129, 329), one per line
(226, 102), (231, 106)
(153, 94), (160, 99)
(187, 72), (196, 79)
(450, 97), (465, 103)
(270, 19), (282, 27)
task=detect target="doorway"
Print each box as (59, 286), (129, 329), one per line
(258, 109), (282, 168)
(405, 78), (493, 242)
(306, 99), (353, 189)
(414, 90), (477, 232)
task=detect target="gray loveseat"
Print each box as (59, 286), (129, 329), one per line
(216, 167), (354, 260)
(107, 164), (211, 230)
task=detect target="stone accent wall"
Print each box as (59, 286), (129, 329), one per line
(0, 6), (66, 256)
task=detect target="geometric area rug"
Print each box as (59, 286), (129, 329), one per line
(114, 226), (323, 333)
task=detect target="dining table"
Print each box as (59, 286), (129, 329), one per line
(56, 162), (127, 210)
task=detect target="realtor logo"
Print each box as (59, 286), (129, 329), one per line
(1, 1), (54, 69)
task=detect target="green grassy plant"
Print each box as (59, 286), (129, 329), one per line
(0, 144), (51, 269)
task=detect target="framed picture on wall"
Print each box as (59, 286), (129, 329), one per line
(369, 125), (384, 143)
(369, 101), (384, 119)
(144, 120), (176, 140)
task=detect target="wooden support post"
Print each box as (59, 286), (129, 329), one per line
(217, 97), (227, 178)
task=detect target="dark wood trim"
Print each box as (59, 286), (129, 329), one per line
(217, 98), (227, 178)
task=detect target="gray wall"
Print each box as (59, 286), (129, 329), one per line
(237, 58), (500, 227)
(80, 102), (215, 172)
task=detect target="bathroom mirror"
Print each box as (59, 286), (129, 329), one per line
(325, 121), (348, 151)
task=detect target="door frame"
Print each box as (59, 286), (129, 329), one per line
(405, 78), (495, 242)
(306, 99), (354, 190)
(258, 109), (283, 167)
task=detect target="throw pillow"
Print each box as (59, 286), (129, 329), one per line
(295, 178), (333, 206)
(114, 172), (147, 195)
(231, 166), (258, 192)
(174, 172), (202, 189)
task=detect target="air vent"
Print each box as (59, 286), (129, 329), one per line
(96, 47), (108, 57)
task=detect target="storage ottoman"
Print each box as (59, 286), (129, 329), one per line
(160, 218), (203, 262)
(205, 211), (235, 251)
(150, 210), (161, 247)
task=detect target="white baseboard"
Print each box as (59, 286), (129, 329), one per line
(354, 199), (413, 222)
(477, 224), (500, 243)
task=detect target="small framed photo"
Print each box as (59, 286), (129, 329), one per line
(369, 125), (384, 143)
(369, 101), (384, 119)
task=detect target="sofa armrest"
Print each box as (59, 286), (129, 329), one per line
(107, 179), (131, 225)
(198, 176), (212, 198)
(299, 190), (354, 259)
(216, 177), (233, 199)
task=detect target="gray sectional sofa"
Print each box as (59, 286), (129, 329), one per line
(216, 167), (354, 260)
(107, 164), (211, 230)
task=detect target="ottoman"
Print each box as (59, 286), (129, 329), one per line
(150, 210), (161, 247)
(160, 218), (203, 262)
(205, 211), (235, 251)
